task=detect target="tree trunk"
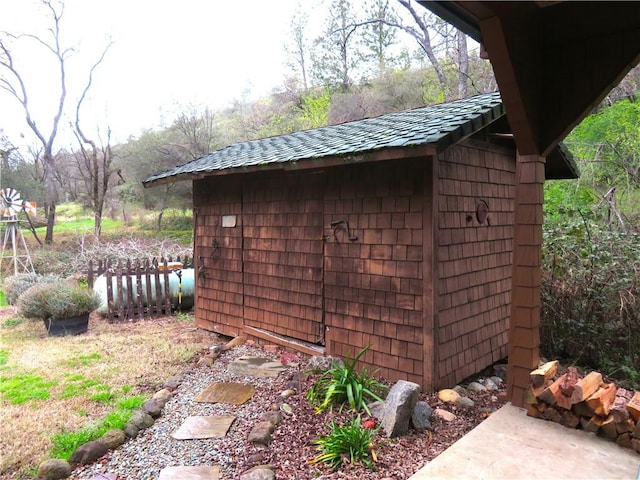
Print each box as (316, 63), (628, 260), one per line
(45, 203), (55, 244)
(457, 30), (469, 98)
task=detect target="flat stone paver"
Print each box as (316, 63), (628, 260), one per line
(410, 403), (640, 480)
(227, 356), (288, 378)
(172, 415), (236, 440)
(158, 465), (220, 479)
(195, 382), (256, 405)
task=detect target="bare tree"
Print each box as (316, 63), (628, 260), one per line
(171, 105), (219, 160)
(456, 30), (469, 98)
(73, 41), (115, 237)
(388, 0), (449, 97)
(285, 3), (311, 92)
(0, 0), (70, 243)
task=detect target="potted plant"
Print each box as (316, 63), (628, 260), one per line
(17, 280), (101, 336)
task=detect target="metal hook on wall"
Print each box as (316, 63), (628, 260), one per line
(330, 219), (358, 243)
(211, 239), (220, 259)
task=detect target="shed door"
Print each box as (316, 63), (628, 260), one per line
(242, 173), (325, 344)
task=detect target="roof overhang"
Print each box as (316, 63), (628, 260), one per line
(420, 1), (640, 158)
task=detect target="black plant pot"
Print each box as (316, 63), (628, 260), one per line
(44, 313), (90, 336)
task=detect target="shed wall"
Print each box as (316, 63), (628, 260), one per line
(323, 159), (427, 386)
(193, 177), (244, 336)
(191, 141), (515, 391)
(435, 142), (516, 388)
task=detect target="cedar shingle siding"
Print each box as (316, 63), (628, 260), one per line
(192, 140), (515, 389)
(147, 93), (576, 392)
(436, 142), (515, 388)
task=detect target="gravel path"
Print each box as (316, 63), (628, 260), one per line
(70, 344), (290, 480)
(69, 343), (507, 480)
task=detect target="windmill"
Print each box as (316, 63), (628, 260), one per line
(0, 188), (36, 275)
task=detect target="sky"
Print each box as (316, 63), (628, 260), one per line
(0, 0), (305, 148)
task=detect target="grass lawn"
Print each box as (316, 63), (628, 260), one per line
(0, 309), (220, 477)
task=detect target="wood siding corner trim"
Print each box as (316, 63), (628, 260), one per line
(423, 156), (437, 390)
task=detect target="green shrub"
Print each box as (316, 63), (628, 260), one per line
(306, 346), (387, 415)
(311, 416), (379, 470)
(3, 273), (60, 305)
(17, 280), (101, 320)
(542, 215), (640, 387)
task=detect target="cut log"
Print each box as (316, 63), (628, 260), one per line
(530, 360), (559, 388)
(537, 374), (573, 410)
(617, 433), (633, 449)
(626, 391), (640, 422)
(580, 416), (601, 433)
(611, 390), (631, 423)
(526, 404), (544, 419)
(598, 415), (618, 440)
(570, 371), (603, 404)
(559, 409), (580, 429)
(616, 418), (635, 435)
(572, 400), (595, 418)
(585, 383), (617, 416)
(526, 382), (551, 405)
(542, 406), (562, 423)
(559, 367), (579, 397)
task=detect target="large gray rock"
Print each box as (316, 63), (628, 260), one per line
(240, 465), (276, 480)
(375, 380), (421, 438)
(129, 410), (155, 430)
(467, 381), (487, 393)
(455, 396), (475, 409)
(36, 459), (72, 479)
(484, 377), (500, 391)
(306, 355), (344, 371)
(69, 440), (108, 465)
(100, 428), (126, 449)
(142, 398), (166, 418)
(411, 401), (433, 432)
(247, 421), (275, 446)
(123, 423), (139, 438)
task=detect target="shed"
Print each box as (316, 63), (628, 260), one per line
(144, 92), (577, 390)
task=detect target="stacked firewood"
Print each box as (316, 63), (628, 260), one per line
(527, 360), (640, 452)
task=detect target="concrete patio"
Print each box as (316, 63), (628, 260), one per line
(410, 403), (640, 480)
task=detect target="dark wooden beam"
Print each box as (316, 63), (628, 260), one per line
(423, 1), (640, 156)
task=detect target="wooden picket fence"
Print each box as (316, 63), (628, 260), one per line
(87, 256), (193, 322)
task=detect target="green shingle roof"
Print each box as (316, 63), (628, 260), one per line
(143, 93), (507, 186)
(143, 92), (577, 186)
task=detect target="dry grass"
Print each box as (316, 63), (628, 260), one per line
(0, 308), (222, 478)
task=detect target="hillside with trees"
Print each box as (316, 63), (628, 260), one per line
(0, 0), (493, 238)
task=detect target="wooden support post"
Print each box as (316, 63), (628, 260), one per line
(507, 153), (545, 407)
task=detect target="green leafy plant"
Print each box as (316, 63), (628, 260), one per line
(541, 213), (640, 388)
(311, 416), (379, 470)
(306, 346), (387, 415)
(17, 280), (101, 320)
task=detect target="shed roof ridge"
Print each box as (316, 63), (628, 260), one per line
(144, 92), (504, 185)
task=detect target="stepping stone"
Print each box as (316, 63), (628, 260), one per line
(158, 465), (220, 479)
(172, 415), (236, 440)
(227, 356), (288, 378)
(195, 382), (256, 405)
